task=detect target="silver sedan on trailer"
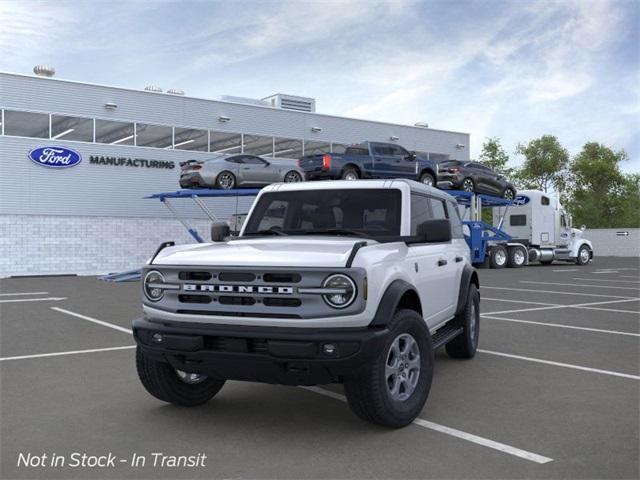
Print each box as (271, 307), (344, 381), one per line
(179, 154), (305, 189)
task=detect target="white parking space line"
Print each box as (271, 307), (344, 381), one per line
(552, 269), (579, 272)
(0, 297), (67, 304)
(51, 307), (133, 335)
(483, 297), (640, 316)
(478, 350), (640, 380)
(483, 297), (556, 307)
(301, 386), (553, 464)
(483, 286), (638, 299)
(482, 315), (640, 337)
(0, 345), (136, 362)
(573, 278), (640, 284)
(0, 291), (49, 296)
(621, 275), (640, 279)
(593, 271), (620, 274)
(520, 281), (640, 291)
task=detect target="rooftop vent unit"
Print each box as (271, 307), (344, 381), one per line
(33, 65), (55, 77)
(262, 94), (316, 113)
(144, 85), (163, 93)
(167, 89), (185, 96)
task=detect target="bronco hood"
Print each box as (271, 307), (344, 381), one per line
(151, 237), (368, 268)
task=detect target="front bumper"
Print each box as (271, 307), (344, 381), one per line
(133, 317), (390, 385)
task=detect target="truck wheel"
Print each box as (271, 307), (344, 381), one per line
(216, 171), (236, 189)
(489, 245), (507, 269)
(344, 309), (433, 428)
(136, 348), (225, 406)
(419, 172), (435, 187)
(576, 245), (591, 265)
(507, 246), (526, 268)
(341, 168), (359, 180)
(503, 188), (516, 201)
(446, 284), (480, 359)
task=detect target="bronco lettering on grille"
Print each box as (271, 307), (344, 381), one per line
(182, 284), (294, 295)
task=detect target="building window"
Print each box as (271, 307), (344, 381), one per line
(210, 131), (242, 154)
(273, 137), (303, 159)
(243, 134), (274, 156)
(173, 127), (208, 151)
(51, 114), (93, 142)
(95, 119), (135, 145)
(3, 110), (49, 138)
(135, 123), (173, 148)
(303, 140), (331, 156)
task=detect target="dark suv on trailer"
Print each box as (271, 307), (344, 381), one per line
(437, 160), (516, 200)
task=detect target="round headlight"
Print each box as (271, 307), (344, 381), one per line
(144, 270), (165, 302)
(322, 274), (356, 309)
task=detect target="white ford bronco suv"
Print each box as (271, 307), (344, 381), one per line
(134, 179), (480, 427)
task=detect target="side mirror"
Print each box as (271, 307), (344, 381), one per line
(407, 151), (417, 161)
(211, 222), (230, 242)
(410, 219), (452, 243)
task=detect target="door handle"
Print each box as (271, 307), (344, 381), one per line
(438, 259), (447, 267)
(455, 256), (463, 263)
(242, 167), (250, 170)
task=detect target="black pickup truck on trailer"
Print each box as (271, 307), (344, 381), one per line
(298, 141), (440, 187)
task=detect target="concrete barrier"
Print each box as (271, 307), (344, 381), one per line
(584, 228), (640, 257)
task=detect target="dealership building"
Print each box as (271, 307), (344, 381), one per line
(0, 69), (470, 277)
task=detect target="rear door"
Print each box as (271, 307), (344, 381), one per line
(407, 194), (458, 326)
(389, 144), (418, 179)
(371, 143), (396, 178)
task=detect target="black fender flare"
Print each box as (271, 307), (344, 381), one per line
(456, 264), (479, 315)
(369, 279), (418, 327)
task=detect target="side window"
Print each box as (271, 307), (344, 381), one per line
(226, 156), (243, 164)
(242, 156), (266, 165)
(410, 194), (432, 234)
(561, 214), (567, 227)
(541, 196), (550, 206)
(447, 201), (464, 238)
(390, 145), (410, 157)
(430, 198), (448, 220)
(510, 215), (527, 226)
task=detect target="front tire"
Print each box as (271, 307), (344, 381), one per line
(446, 284), (480, 359)
(344, 309), (433, 428)
(216, 171), (236, 189)
(503, 188), (516, 201)
(136, 348), (225, 406)
(576, 245), (591, 265)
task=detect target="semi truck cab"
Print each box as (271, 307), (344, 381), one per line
(493, 190), (593, 265)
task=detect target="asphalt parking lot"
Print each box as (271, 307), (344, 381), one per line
(1, 257), (638, 479)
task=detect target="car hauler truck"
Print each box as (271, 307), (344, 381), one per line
(492, 190), (593, 266)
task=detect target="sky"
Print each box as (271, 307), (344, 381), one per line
(1, 0), (638, 171)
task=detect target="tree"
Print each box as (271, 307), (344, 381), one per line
(515, 135), (569, 193)
(479, 137), (512, 175)
(565, 142), (638, 228)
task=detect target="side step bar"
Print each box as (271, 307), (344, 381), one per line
(432, 324), (464, 349)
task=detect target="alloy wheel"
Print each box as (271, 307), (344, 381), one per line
(284, 171), (302, 183)
(385, 333), (421, 402)
(462, 179), (474, 192)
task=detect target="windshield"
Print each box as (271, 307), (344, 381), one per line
(242, 189), (401, 239)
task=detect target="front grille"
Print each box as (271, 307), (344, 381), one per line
(179, 271), (213, 281)
(219, 296), (256, 306)
(219, 272), (256, 282)
(177, 309), (301, 319)
(263, 297), (301, 307)
(263, 273), (301, 283)
(178, 294), (212, 304)
(204, 336), (269, 353)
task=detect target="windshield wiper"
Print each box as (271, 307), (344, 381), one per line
(302, 228), (370, 238)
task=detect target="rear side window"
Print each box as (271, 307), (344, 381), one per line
(410, 194), (432, 234)
(510, 215), (527, 226)
(430, 198), (448, 220)
(447, 201), (464, 238)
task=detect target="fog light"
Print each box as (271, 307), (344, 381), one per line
(322, 343), (337, 355)
(152, 333), (163, 344)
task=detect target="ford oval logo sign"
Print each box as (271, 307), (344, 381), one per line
(513, 195), (530, 206)
(28, 146), (82, 168)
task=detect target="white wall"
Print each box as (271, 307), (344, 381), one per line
(584, 228), (640, 257)
(0, 215), (216, 278)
